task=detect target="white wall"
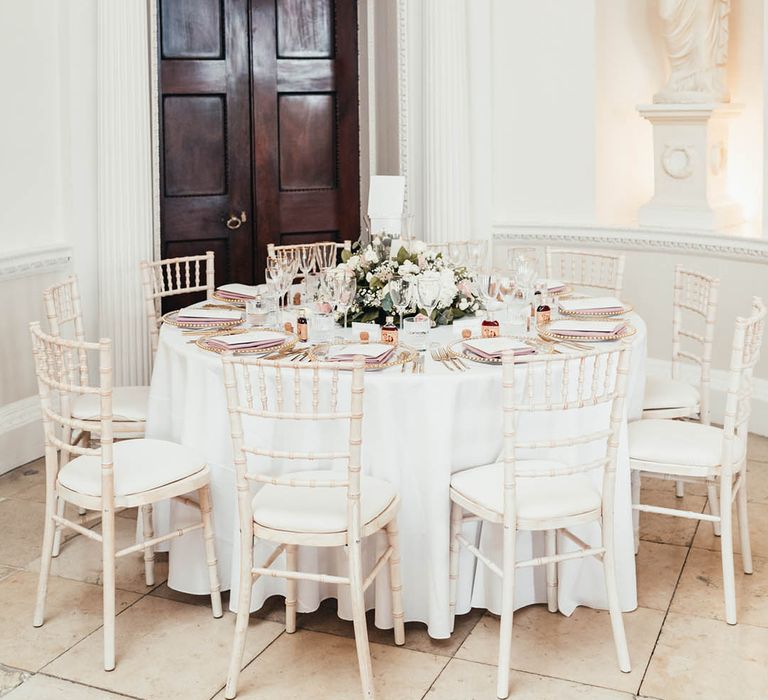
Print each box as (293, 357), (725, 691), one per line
(0, 0), (98, 472)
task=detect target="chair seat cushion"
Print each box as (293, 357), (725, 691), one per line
(72, 386), (149, 422)
(629, 419), (744, 468)
(58, 439), (206, 497)
(450, 460), (601, 521)
(642, 375), (699, 412)
(251, 470), (397, 534)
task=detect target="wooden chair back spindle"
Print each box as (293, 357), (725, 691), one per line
(545, 247), (626, 297)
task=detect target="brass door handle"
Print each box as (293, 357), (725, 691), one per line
(226, 211), (247, 230)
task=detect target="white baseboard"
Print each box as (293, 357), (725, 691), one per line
(645, 358), (768, 436)
(0, 396), (42, 475)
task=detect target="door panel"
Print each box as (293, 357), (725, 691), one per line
(158, 0), (253, 295)
(251, 0), (359, 281)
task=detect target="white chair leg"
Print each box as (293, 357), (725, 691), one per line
(496, 526), (516, 700)
(448, 501), (462, 632)
(142, 504), (155, 587)
(707, 480), (721, 537)
(102, 508), (116, 671)
(198, 486), (223, 618)
(385, 520), (405, 645)
(545, 529), (558, 613)
(32, 501), (57, 627)
(348, 540), (375, 699)
(675, 480), (685, 498)
(225, 540), (254, 699)
(720, 479), (737, 625)
(631, 471), (640, 554)
(285, 545), (298, 633)
(602, 530), (631, 673)
(736, 474), (753, 575)
(51, 497), (66, 558)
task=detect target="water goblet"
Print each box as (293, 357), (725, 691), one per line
(388, 276), (413, 329)
(416, 272), (441, 328)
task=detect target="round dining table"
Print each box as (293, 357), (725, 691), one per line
(146, 314), (647, 639)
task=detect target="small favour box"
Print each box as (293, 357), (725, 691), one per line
(351, 321), (381, 342)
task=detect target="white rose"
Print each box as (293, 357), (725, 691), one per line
(459, 298), (468, 311)
(364, 248), (379, 264)
(347, 255), (361, 269)
(398, 260), (419, 277)
(437, 268), (458, 307)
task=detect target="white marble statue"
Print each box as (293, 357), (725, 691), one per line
(654, 0), (730, 104)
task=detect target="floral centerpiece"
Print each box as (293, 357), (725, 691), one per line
(335, 238), (481, 326)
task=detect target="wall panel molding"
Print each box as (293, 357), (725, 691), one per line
(493, 224), (768, 262)
(0, 245), (72, 282)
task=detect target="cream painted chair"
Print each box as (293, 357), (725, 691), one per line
(630, 297), (766, 624)
(140, 250), (216, 355)
(545, 247), (625, 297)
(448, 346), (632, 699)
(29, 323), (222, 671)
(222, 355), (404, 699)
(44, 275), (150, 554)
(642, 265), (720, 500)
(267, 240), (352, 274)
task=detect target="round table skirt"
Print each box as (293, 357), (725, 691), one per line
(146, 318), (646, 638)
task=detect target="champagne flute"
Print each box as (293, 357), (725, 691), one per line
(298, 245), (316, 298)
(265, 260), (284, 321)
(333, 269), (357, 328)
(416, 272), (441, 329)
(388, 276), (413, 330)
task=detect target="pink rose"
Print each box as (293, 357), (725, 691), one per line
(417, 254), (427, 269)
(457, 280), (472, 296)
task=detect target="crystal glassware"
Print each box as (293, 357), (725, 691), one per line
(416, 272), (441, 328)
(388, 276), (413, 329)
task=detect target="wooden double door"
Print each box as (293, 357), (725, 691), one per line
(158, 0), (360, 287)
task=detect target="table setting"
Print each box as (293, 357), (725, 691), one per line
(145, 242), (646, 639)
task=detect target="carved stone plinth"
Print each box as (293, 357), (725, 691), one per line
(637, 103), (742, 231)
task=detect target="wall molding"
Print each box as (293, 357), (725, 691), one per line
(0, 396), (40, 437)
(492, 223), (768, 262)
(0, 245), (73, 282)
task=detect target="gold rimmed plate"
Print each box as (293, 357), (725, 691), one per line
(195, 327), (297, 355)
(537, 321), (636, 344)
(557, 301), (633, 318)
(308, 341), (417, 371)
(162, 309), (244, 330)
(211, 291), (250, 306)
(448, 335), (540, 365)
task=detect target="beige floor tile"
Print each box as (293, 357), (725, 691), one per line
(635, 541), (688, 611)
(149, 580), (230, 610)
(639, 490), (708, 547)
(213, 629), (447, 700)
(0, 460), (45, 500)
(641, 476), (707, 497)
(0, 499), (78, 569)
(747, 460), (768, 504)
(0, 570), (140, 672)
(692, 500), (768, 559)
(641, 612), (768, 700)
(670, 549), (768, 627)
(26, 515), (168, 594)
(747, 433), (768, 463)
(252, 595), (483, 658)
(0, 564), (19, 582)
(4, 674), (129, 699)
(455, 606), (664, 694)
(45, 595), (283, 700)
(425, 658), (634, 700)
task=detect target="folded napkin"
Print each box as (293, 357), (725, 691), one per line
(548, 319), (626, 336)
(463, 337), (535, 359)
(175, 307), (242, 324)
(206, 330), (285, 350)
(326, 343), (396, 365)
(216, 283), (260, 300)
(558, 296), (624, 314)
(548, 280), (566, 293)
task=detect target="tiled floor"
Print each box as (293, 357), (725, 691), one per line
(0, 434), (767, 699)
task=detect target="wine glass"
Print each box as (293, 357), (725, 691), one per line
(298, 245), (316, 298)
(416, 272), (441, 328)
(265, 260), (285, 320)
(467, 240), (487, 271)
(331, 268), (357, 328)
(448, 242), (466, 268)
(388, 276), (413, 330)
(508, 247), (537, 301)
(473, 271), (499, 310)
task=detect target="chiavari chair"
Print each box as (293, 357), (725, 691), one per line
(545, 247), (625, 297)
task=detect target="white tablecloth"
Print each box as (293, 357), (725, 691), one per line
(146, 317), (646, 638)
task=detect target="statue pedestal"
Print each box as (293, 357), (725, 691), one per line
(637, 103), (742, 231)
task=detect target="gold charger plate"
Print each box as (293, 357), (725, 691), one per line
(211, 291), (250, 306)
(308, 341), (417, 371)
(195, 328), (297, 355)
(537, 321), (636, 344)
(162, 309), (243, 330)
(557, 301), (633, 318)
(447, 336), (540, 365)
